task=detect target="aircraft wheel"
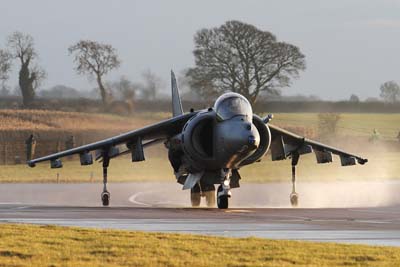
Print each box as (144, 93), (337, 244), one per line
(217, 185), (228, 209)
(190, 184), (201, 207)
(204, 190), (216, 207)
(101, 191), (110, 207)
(290, 192), (298, 207)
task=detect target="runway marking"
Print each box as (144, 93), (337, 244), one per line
(260, 214), (312, 220)
(349, 209), (400, 215)
(225, 210), (253, 213)
(128, 192), (151, 207)
(11, 206), (29, 210)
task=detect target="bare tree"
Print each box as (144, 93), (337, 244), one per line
(141, 69), (162, 100)
(380, 81), (400, 103)
(0, 49), (12, 94)
(186, 20), (306, 104)
(68, 40), (121, 105)
(0, 49), (12, 82)
(7, 32), (46, 106)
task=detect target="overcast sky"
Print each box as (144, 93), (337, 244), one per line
(0, 0), (399, 100)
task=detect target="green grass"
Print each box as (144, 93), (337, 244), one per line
(272, 113), (400, 140)
(0, 223), (399, 267)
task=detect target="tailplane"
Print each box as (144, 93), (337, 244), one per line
(171, 70), (183, 117)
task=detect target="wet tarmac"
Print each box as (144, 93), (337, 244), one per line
(1, 182), (400, 246)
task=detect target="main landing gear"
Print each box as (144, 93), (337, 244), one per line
(190, 183), (216, 207)
(290, 152), (299, 207)
(217, 169), (231, 209)
(101, 152), (110, 207)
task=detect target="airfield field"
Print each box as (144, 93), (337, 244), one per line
(1, 109), (399, 139)
(1, 223), (400, 267)
(0, 150), (399, 183)
(2, 110), (400, 266)
(0, 109), (399, 183)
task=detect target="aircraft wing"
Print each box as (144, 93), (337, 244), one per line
(27, 112), (197, 167)
(268, 124), (368, 166)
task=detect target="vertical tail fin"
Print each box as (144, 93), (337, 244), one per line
(171, 70), (183, 117)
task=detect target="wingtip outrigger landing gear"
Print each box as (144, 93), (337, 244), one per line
(101, 152), (110, 207)
(290, 152), (299, 207)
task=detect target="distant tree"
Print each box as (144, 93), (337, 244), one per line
(349, 94), (360, 102)
(141, 69), (163, 100)
(108, 76), (137, 101)
(7, 32), (46, 106)
(0, 86), (10, 96)
(380, 81), (400, 103)
(68, 40), (121, 106)
(0, 49), (12, 92)
(365, 97), (380, 102)
(39, 85), (82, 99)
(82, 87), (101, 100)
(11, 85), (21, 97)
(186, 20), (306, 104)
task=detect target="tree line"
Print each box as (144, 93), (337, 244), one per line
(0, 21), (310, 108)
(1, 20), (394, 109)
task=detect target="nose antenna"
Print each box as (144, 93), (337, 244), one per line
(263, 114), (274, 124)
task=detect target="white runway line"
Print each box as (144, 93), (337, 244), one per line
(128, 192), (151, 206)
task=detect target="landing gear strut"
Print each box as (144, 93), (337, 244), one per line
(203, 184), (216, 208)
(190, 183), (215, 207)
(190, 183), (201, 207)
(101, 152), (110, 206)
(217, 169), (231, 209)
(290, 152), (299, 207)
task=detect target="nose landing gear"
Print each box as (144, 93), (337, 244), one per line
(217, 185), (229, 209)
(217, 169), (231, 209)
(188, 170), (232, 209)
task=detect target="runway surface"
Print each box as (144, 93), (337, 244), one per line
(1, 182), (400, 246)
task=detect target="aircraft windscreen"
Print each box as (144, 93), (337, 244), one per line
(215, 93), (253, 121)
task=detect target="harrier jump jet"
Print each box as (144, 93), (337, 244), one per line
(27, 71), (368, 209)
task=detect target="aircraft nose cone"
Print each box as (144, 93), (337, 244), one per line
(248, 135), (256, 145)
(247, 133), (259, 150)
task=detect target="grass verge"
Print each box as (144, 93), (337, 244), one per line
(0, 223), (399, 267)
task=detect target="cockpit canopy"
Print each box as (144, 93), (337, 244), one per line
(214, 93), (253, 121)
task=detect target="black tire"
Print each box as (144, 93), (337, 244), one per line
(217, 185), (228, 209)
(101, 192), (110, 207)
(191, 184), (201, 207)
(290, 193), (298, 207)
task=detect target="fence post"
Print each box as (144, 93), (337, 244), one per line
(25, 134), (36, 161)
